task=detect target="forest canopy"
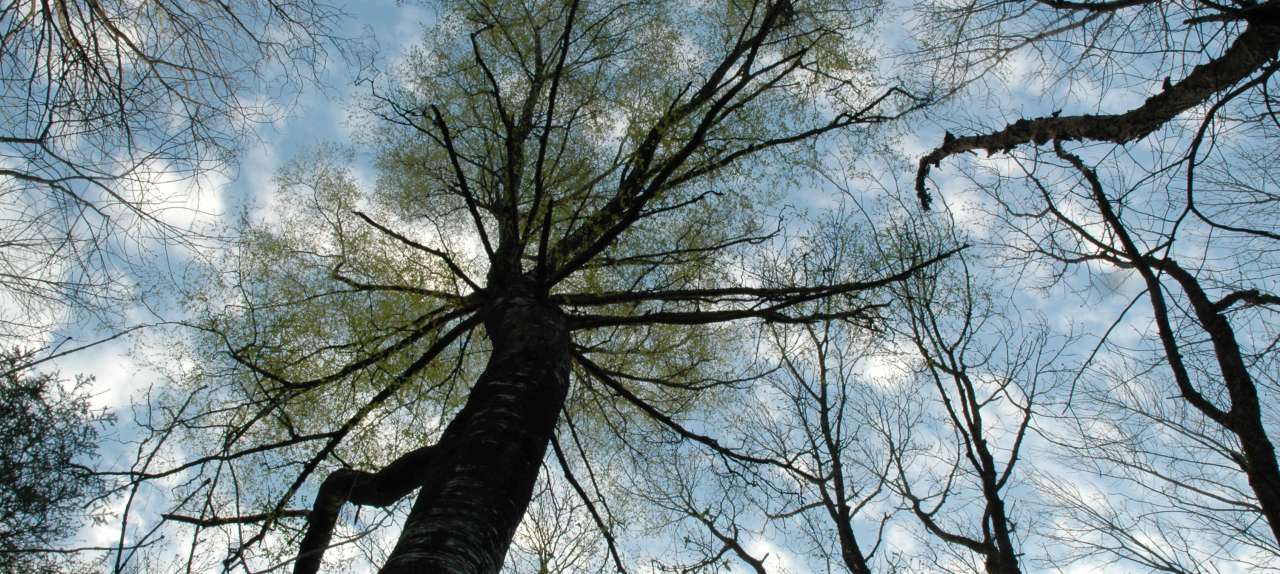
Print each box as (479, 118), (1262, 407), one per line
(3, 0), (1279, 573)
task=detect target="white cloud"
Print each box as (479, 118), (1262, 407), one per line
(43, 333), (141, 410)
(743, 536), (806, 574)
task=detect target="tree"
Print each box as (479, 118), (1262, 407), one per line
(887, 236), (1064, 574)
(730, 214), (903, 574)
(118, 1), (939, 572)
(0, 0), (354, 344)
(97, 0), (1280, 571)
(0, 349), (111, 573)
(617, 213), (909, 574)
(676, 207), (1068, 574)
(913, 0), (1280, 567)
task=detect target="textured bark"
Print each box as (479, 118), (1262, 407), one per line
(379, 293), (570, 574)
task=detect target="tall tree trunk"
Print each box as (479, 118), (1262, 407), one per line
(380, 293), (570, 573)
(976, 448), (1020, 574)
(983, 495), (1020, 574)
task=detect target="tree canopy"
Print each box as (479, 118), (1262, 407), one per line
(117, 1), (933, 572)
(0, 349), (110, 574)
(7, 0), (1280, 573)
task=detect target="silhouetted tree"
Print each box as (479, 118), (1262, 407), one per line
(0, 349), (111, 573)
(914, 0), (1280, 567)
(121, 1), (935, 572)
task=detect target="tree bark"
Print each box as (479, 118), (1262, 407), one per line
(379, 293), (570, 573)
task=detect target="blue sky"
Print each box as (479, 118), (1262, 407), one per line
(44, 2), (435, 563)
(47, 2), (434, 406)
(26, 2), (1267, 572)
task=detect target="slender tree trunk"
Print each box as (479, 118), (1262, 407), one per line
(1193, 294), (1280, 544)
(1236, 417), (1280, 544)
(834, 507), (873, 574)
(976, 450), (1020, 574)
(380, 293), (570, 573)
(983, 496), (1020, 574)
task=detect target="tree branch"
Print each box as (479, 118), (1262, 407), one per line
(163, 510), (309, 527)
(573, 348), (820, 482)
(915, 7), (1280, 207)
(294, 445), (439, 574)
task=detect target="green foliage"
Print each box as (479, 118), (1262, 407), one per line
(131, 1), (929, 569)
(0, 349), (111, 574)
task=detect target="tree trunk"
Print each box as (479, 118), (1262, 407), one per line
(978, 453), (1020, 574)
(380, 293), (570, 573)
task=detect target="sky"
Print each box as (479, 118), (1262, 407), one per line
(40, 1), (436, 564)
(47, 1), (433, 410)
(19, 1), (1257, 572)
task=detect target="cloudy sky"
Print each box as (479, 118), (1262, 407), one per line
(32, 2), (1180, 572)
(49, 2), (435, 408)
(47, 1), (436, 557)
